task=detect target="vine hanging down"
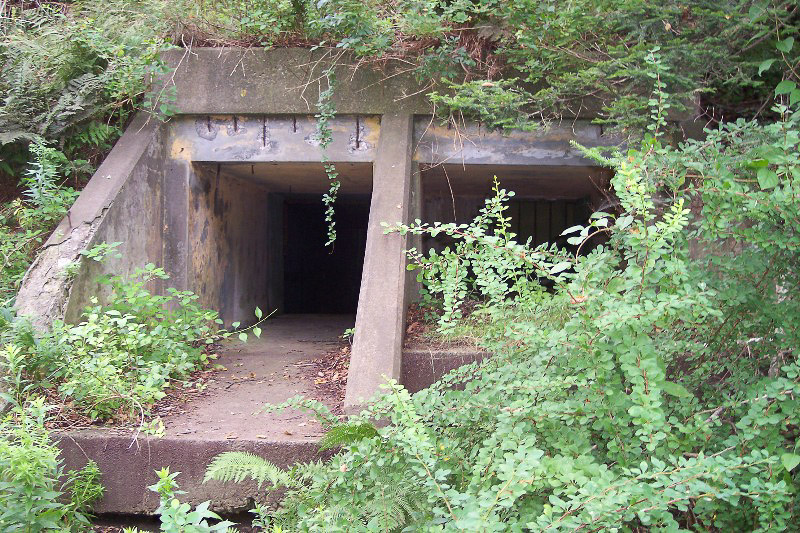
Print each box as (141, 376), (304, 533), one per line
(314, 66), (340, 248)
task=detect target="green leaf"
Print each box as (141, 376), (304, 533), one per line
(238, 332), (248, 342)
(757, 167), (779, 189)
(255, 306), (263, 319)
(781, 453), (800, 472)
(615, 215), (634, 230)
(253, 326), (262, 338)
(231, 321), (241, 329)
(776, 36), (794, 53)
(550, 261), (572, 274)
(757, 58), (776, 76)
(661, 381), (691, 398)
(775, 80), (796, 95)
(561, 225), (583, 236)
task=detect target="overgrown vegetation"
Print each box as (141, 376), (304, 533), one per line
(196, 62), (800, 530)
(0, 141), (78, 303)
(0, 259), (270, 425)
(1, 0), (799, 530)
(2, 0), (798, 173)
(0, 398), (103, 530)
(1, 264), (224, 421)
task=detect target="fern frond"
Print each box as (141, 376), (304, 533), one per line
(365, 483), (425, 531)
(204, 451), (294, 488)
(318, 422), (379, 451)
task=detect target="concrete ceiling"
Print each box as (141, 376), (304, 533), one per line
(421, 164), (610, 200)
(201, 162), (610, 200)
(205, 162), (374, 194)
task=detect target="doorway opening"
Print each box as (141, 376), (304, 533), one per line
(188, 162), (373, 326)
(283, 195), (370, 314)
(419, 163), (611, 253)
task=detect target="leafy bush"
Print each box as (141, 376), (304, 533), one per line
(20, 141), (80, 224)
(0, 397), (103, 531)
(203, 88), (800, 530)
(0, 1), (177, 168)
(1, 264), (225, 420)
(0, 140), (77, 304)
(148, 468), (236, 533)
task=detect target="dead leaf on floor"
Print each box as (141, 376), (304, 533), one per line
(284, 430), (293, 435)
(225, 433), (238, 440)
(256, 434), (269, 439)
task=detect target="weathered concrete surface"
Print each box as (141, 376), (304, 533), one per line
(163, 314), (350, 441)
(163, 48), (698, 122)
(173, 115), (379, 163)
(165, 48), (432, 116)
(213, 161), (373, 194)
(402, 349), (488, 393)
(188, 164), (273, 325)
(344, 113), (415, 410)
(56, 431), (327, 514)
(16, 113), (164, 328)
(414, 117), (620, 167)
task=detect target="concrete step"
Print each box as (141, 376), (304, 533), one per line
(57, 430), (329, 514)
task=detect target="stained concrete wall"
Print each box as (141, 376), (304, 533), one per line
(188, 164), (275, 326)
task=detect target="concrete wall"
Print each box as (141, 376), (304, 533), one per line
(16, 113), (166, 328)
(188, 164), (275, 326)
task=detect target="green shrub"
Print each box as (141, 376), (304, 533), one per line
(205, 88), (800, 531)
(1, 264), (224, 420)
(150, 468), (236, 533)
(0, 141), (78, 304)
(0, 398), (103, 531)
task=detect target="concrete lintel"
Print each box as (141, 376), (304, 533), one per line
(344, 113), (414, 410)
(171, 115), (380, 163)
(413, 117), (622, 167)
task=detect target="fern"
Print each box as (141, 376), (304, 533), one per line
(204, 452), (294, 489)
(260, 395), (339, 427)
(318, 422), (378, 451)
(365, 484), (422, 531)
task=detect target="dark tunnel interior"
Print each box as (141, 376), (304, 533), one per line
(282, 195), (370, 314)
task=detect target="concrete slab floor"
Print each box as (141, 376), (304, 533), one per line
(161, 314), (353, 442)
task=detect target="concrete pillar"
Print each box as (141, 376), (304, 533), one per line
(161, 158), (191, 294)
(344, 112), (414, 410)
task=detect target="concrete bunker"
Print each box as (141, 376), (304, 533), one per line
(14, 48), (621, 413)
(10, 48), (626, 514)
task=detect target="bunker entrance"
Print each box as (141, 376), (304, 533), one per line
(420, 164), (610, 251)
(190, 162), (372, 327)
(283, 195), (369, 314)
